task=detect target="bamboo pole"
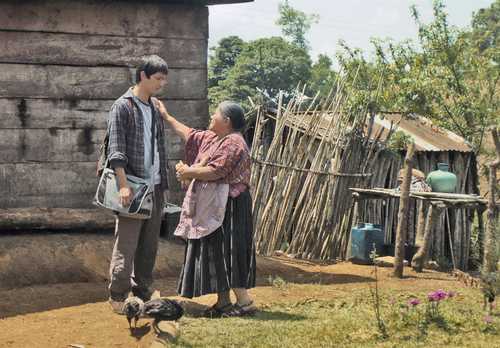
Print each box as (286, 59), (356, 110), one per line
(250, 71), (390, 260)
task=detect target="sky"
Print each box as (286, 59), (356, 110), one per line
(208, 0), (495, 62)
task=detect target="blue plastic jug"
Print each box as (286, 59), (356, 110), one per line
(349, 223), (384, 264)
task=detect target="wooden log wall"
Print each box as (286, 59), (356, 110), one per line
(0, 0), (210, 208)
(356, 149), (479, 270)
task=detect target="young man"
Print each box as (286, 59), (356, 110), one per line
(106, 55), (169, 313)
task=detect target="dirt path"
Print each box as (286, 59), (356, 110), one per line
(0, 256), (465, 348)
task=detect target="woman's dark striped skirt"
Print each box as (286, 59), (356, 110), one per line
(177, 189), (256, 298)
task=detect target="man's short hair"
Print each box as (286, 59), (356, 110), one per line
(135, 55), (169, 83)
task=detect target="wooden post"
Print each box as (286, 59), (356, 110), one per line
(346, 194), (360, 260)
(411, 202), (445, 272)
(445, 209), (457, 270)
(483, 128), (500, 273)
(477, 207), (485, 262)
(414, 201), (428, 248)
(393, 142), (415, 278)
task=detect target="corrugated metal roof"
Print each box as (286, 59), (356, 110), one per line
(369, 114), (473, 152)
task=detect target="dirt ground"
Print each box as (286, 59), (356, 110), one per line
(0, 255), (465, 348)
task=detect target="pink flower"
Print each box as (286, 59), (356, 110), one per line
(447, 291), (455, 298)
(428, 289), (447, 302)
(434, 289), (447, 300)
(428, 292), (438, 302)
(409, 298), (421, 306)
(484, 315), (494, 324)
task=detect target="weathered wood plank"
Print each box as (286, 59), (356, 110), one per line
(0, 193), (95, 210)
(0, 161), (185, 208)
(0, 128), (105, 163)
(0, 64), (207, 100)
(0, 162), (97, 201)
(0, 127), (207, 163)
(0, 98), (208, 129)
(0, 31), (206, 68)
(0, 1), (208, 39)
(0, 208), (115, 231)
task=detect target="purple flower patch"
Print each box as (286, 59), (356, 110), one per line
(428, 289), (448, 302)
(409, 298), (421, 306)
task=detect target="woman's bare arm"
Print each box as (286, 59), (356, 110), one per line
(154, 98), (190, 142)
(177, 164), (221, 181)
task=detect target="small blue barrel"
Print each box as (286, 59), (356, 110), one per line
(349, 223), (384, 264)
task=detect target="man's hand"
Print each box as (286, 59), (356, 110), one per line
(114, 167), (133, 207)
(119, 186), (133, 207)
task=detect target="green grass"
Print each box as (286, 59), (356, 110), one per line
(171, 284), (499, 348)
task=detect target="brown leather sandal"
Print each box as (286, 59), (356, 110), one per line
(203, 303), (234, 318)
(222, 301), (257, 317)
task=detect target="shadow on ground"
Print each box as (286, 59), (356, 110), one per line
(0, 255), (376, 318)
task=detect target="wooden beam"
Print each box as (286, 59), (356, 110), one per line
(349, 187), (491, 206)
(0, 98), (208, 129)
(0, 162), (98, 204)
(0, 208), (115, 231)
(0, 1), (208, 39)
(0, 31), (207, 69)
(0, 64), (207, 100)
(0, 128), (105, 163)
(0, 160), (185, 209)
(0, 127), (209, 163)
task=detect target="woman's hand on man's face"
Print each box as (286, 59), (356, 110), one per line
(152, 97), (170, 121)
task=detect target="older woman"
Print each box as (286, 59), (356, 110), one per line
(156, 99), (256, 317)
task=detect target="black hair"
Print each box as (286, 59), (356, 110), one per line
(218, 101), (245, 131)
(135, 55), (169, 83)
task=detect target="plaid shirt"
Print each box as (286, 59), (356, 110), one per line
(107, 88), (168, 190)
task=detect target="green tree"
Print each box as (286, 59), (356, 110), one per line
(208, 36), (246, 89)
(336, 42), (386, 122)
(276, 0), (319, 50)
(212, 37), (312, 111)
(308, 54), (337, 99)
(339, 0), (499, 151)
(471, 0), (499, 61)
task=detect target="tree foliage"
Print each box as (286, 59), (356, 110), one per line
(338, 0), (499, 151)
(275, 0), (319, 50)
(471, 0), (499, 61)
(208, 2), (326, 111)
(210, 37), (312, 111)
(208, 36), (245, 89)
